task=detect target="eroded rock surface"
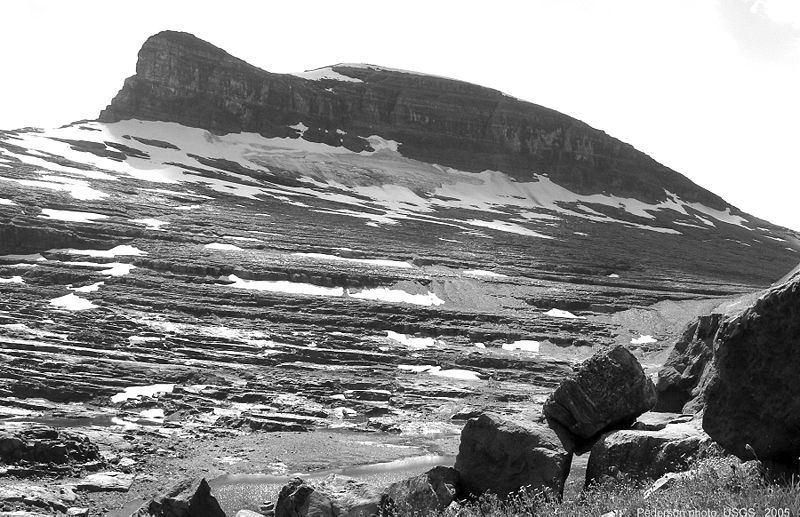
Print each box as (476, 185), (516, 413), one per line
(543, 345), (656, 441)
(454, 413), (572, 500)
(0, 425), (102, 475)
(701, 265), (800, 464)
(653, 265), (800, 464)
(584, 417), (712, 487)
(654, 314), (721, 413)
(275, 475), (382, 517)
(383, 465), (459, 516)
(133, 478), (225, 517)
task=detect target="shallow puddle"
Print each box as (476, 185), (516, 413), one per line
(210, 454), (455, 515)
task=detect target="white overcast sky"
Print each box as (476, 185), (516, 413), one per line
(2, 0), (799, 231)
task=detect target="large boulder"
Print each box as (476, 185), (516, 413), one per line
(132, 478), (225, 517)
(585, 417), (712, 487)
(700, 265), (800, 464)
(543, 345), (656, 441)
(382, 466), (459, 516)
(0, 425), (102, 466)
(454, 413), (572, 500)
(274, 475), (382, 517)
(653, 314), (721, 413)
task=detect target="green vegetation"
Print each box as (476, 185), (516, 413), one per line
(438, 457), (800, 517)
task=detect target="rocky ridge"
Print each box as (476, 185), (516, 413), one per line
(101, 31), (766, 208)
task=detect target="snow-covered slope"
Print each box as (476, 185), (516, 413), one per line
(0, 120), (788, 243)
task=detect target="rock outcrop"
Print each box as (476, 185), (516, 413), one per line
(543, 345), (657, 442)
(454, 413), (572, 500)
(653, 314), (721, 413)
(99, 30), (732, 207)
(584, 417), (713, 486)
(382, 466), (459, 516)
(700, 265), (800, 464)
(653, 264), (800, 464)
(133, 478), (225, 517)
(274, 475), (383, 517)
(0, 425), (102, 470)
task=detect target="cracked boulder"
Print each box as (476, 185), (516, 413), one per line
(543, 344), (656, 442)
(585, 417), (713, 487)
(382, 465), (459, 516)
(275, 475), (383, 517)
(454, 412), (572, 500)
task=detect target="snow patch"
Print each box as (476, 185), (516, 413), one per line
(349, 287), (445, 306)
(226, 274), (344, 297)
(129, 336), (161, 345)
(397, 364), (482, 381)
(131, 218), (168, 231)
(386, 331), (439, 349)
(3, 176), (108, 201)
(205, 243), (243, 251)
(631, 334), (657, 345)
(99, 263), (136, 276)
(463, 269), (507, 278)
(139, 408), (165, 420)
(49, 293), (98, 311)
(464, 219), (553, 239)
(545, 308), (584, 319)
(0, 276), (24, 284)
(501, 340), (540, 353)
(289, 122), (309, 134)
(60, 245), (146, 258)
(111, 384), (175, 404)
(0, 253), (46, 262)
(0, 198), (16, 205)
(292, 67), (363, 83)
(39, 209), (108, 223)
(364, 135), (400, 153)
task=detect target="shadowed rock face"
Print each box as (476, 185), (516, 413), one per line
(100, 30), (728, 207)
(655, 264), (800, 464)
(654, 313), (721, 413)
(701, 265), (800, 464)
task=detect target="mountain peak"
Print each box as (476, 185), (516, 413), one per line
(101, 32), (726, 208)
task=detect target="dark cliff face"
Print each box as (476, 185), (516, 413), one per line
(100, 30), (727, 208)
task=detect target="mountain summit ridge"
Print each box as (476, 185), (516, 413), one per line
(100, 30), (726, 209)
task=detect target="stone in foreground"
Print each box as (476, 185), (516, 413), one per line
(585, 417), (712, 487)
(701, 266), (800, 463)
(543, 344), (656, 441)
(454, 413), (572, 500)
(382, 465), (459, 516)
(133, 478), (225, 516)
(275, 475), (382, 517)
